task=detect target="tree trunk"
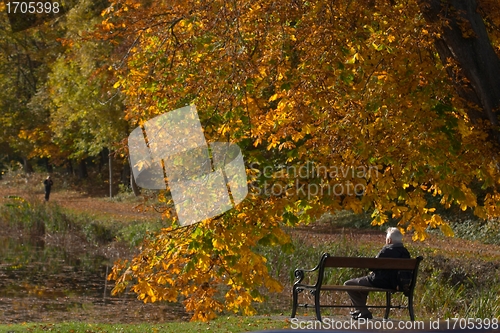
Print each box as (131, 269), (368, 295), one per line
(78, 159), (88, 179)
(121, 158), (130, 187)
(419, 0), (500, 144)
(43, 158), (52, 173)
(22, 156), (33, 174)
(66, 159), (73, 175)
(130, 157), (141, 196)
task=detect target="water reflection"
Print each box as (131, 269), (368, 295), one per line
(0, 236), (188, 323)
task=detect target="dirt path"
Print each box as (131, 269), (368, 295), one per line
(289, 221), (500, 260)
(2, 177), (500, 259)
(0, 181), (159, 222)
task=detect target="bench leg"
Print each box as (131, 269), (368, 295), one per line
(291, 287), (298, 318)
(408, 293), (415, 321)
(384, 292), (391, 320)
(314, 290), (322, 322)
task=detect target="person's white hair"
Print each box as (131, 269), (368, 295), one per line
(386, 227), (403, 243)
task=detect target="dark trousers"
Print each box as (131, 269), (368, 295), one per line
(344, 276), (373, 314)
(44, 189), (51, 201)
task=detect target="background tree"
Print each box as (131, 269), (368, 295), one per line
(0, 0), (127, 190)
(43, 2), (126, 183)
(0, 9), (64, 171)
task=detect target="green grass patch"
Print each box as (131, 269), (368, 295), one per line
(0, 195), (167, 248)
(0, 316), (288, 333)
(449, 218), (500, 245)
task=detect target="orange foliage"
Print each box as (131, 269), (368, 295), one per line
(100, 0), (500, 320)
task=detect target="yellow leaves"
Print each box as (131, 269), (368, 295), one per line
(224, 287), (259, 316)
(100, 0), (500, 320)
(449, 185), (478, 211)
(407, 192), (427, 212)
(346, 53), (360, 64)
(439, 223), (455, 237)
(268, 93), (280, 102)
(474, 206), (487, 219)
(408, 215), (428, 241)
(278, 141), (295, 150)
(391, 206), (408, 219)
(258, 67), (267, 77)
(185, 297), (223, 322)
(428, 214), (443, 228)
(217, 123), (231, 136)
(18, 129), (34, 141)
(101, 6), (114, 17)
(212, 238), (225, 251)
(371, 209), (388, 226)
(264, 278), (283, 293)
(133, 280), (156, 303)
(344, 196), (363, 214)
(422, 214), (454, 238)
(484, 193), (500, 217)
(108, 207), (288, 321)
(457, 118), (473, 137)
(371, 42), (384, 51)
(178, 19), (194, 32)
(266, 137), (279, 151)
(101, 19), (115, 31)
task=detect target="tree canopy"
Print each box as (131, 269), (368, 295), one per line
(1, 0), (500, 321)
(99, 0), (500, 320)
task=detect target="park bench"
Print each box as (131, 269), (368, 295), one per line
(291, 253), (423, 321)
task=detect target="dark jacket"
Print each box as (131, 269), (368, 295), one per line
(44, 179), (53, 191)
(368, 243), (411, 289)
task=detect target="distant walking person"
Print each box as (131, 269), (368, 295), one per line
(43, 176), (53, 201)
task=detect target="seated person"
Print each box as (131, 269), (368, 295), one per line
(344, 227), (411, 319)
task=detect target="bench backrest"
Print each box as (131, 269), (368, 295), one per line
(323, 256), (420, 270)
(317, 253), (423, 292)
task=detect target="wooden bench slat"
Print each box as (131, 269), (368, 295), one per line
(294, 284), (396, 292)
(320, 285), (397, 292)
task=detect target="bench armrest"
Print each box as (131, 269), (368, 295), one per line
(293, 267), (318, 285)
(293, 253), (329, 285)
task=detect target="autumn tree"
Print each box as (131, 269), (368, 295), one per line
(0, 4), (64, 171)
(40, 0), (127, 178)
(100, 0), (500, 320)
(0, 0), (125, 179)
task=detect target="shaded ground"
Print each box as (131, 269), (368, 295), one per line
(1, 178), (500, 323)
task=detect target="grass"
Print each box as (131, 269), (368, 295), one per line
(449, 218), (500, 245)
(0, 316), (288, 333)
(1, 174), (500, 327)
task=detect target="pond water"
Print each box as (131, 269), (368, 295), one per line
(0, 235), (188, 324)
